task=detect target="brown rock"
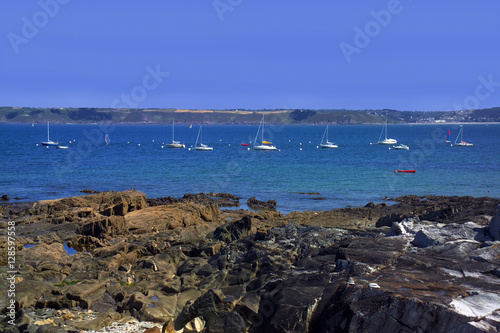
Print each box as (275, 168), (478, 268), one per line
(246, 197), (277, 210)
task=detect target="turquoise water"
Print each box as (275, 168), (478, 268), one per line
(1, 123), (499, 214)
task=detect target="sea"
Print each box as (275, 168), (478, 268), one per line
(1, 123), (499, 214)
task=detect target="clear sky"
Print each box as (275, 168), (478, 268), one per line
(1, 1), (499, 111)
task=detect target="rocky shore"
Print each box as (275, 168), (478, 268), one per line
(1, 190), (500, 332)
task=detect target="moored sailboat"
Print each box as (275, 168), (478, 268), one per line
(166, 121), (185, 148)
(319, 124), (338, 148)
(454, 125), (473, 147)
(377, 120), (397, 145)
(41, 122), (59, 146)
(194, 125), (213, 151)
(253, 114), (277, 150)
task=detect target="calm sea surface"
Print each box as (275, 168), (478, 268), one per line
(1, 123), (499, 214)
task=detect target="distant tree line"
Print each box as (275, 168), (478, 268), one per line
(290, 109), (316, 121)
(69, 108), (112, 121)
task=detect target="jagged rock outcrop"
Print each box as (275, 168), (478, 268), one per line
(246, 197), (277, 210)
(1, 192), (500, 332)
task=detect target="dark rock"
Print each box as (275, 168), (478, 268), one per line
(364, 202), (375, 208)
(211, 216), (252, 243)
(63, 281), (107, 309)
(35, 325), (67, 333)
(393, 194), (421, 204)
(148, 192), (242, 208)
(206, 312), (246, 333)
(175, 289), (231, 330)
(1, 194), (10, 201)
(246, 197), (277, 210)
(375, 212), (408, 227)
(147, 196), (179, 206)
(80, 216), (126, 238)
(80, 189), (100, 194)
(4, 192), (500, 331)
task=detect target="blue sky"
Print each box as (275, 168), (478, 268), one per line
(1, 1), (499, 111)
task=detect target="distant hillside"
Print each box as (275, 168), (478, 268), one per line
(0, 106), (499, 124)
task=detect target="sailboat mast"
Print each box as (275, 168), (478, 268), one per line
(262, 114), (265, 143)
(195, 125), (201, 147)
(253, 116), (262, 146)
(47, 121), (50, 141)
(172, 121), (175, 142)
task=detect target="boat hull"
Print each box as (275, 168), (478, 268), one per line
(166, 143), (185, 148)
(42, 141), (59, 146)
(195, 146), (213, 151)
(378, 139), (397, 145)
(320, 143), (338, 149)
(254, 145), (277, 151)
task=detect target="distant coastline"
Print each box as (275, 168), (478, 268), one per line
(1, 106), (499, 125)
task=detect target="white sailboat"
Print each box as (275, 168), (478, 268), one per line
(377, 120), (397, 145)
(41, 121), (59, 146)
(253, 114), (277, 150)
(454, 125), (473, 147)
(194, 125), (213, 151)
(166, 121), (185, 148)
(319, 124), (338, 148)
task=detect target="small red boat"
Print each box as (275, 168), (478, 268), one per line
(395, 170), (416, 173)
(241, 143), (250, 146)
